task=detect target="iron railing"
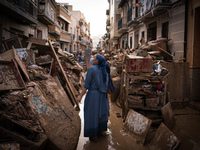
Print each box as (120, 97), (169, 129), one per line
(6, 0), (37, 17)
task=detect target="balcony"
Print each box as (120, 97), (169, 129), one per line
(56, 5), (71, 24)
(38, 4), (55, 25)
(48, 24), (60, 36)
(137, 0), (171, 22)
(57, 30), (71, 42)
(118, 18), (128, 34)
(81, 39), (86, 46)
(0, 0), (38, 24)
(127, 5), (140, 27)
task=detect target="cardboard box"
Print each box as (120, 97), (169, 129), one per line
(125, 54), (153, 73)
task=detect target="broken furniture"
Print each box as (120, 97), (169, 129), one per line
(120, 54), (169, 122)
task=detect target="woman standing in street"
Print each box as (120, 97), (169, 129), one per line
(77, 54), (114, 141)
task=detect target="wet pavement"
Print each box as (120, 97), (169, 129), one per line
(76, 95), (149, 150)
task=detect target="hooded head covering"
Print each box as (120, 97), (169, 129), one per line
(96, 54), (107, 83)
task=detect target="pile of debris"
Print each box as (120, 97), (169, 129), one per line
(101, 37), (196, 149)
(0, 37), (81, 149)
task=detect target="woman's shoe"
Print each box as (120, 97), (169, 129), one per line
(89, 136), (97, 142)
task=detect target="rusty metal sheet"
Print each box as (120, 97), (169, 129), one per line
(149, 123), (180, 150)
(161, 102), (176, 130)
(124, 109), (152, 145)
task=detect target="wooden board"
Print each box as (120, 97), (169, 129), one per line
(0, 49), (15, 62)
(12, 47), (30, 81)
(161, 102), (176, 131)
(149, 123), (180, 150)
(0, 60), (26, 91)
(48, 41), (79, 110)
(162, 62), (189, 102)
(28, 37), (47, 45)
(27, 77), (81, 150)
(124, 109), (152, 145)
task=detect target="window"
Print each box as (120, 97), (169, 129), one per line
(37, 29), (42, 39)
(130, 37), (132, 49)
(147, 22), (157, 40)
(65, 23), (68, 31)
(141, 31), (145, 38)
(162, 22), (169, 39)
(61, 23), (64, 30)
(122, 40), (124, 48)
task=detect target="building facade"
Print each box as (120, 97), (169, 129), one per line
(0, 0), (92, 54)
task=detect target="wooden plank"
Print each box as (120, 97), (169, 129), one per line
(48, 40), (79, 110)
(11, 59), (26, 88)
(149, 123), (180, 150)
(50, 58), (56, 76)
(28, 37), (47, 45)
(124, 109), (152, 145)
(0, 49), (14, 62)
(12, 47), (30, 81)
(161, 102), (176, 131)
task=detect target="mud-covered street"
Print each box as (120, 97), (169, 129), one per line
(76, 95), (149, 150)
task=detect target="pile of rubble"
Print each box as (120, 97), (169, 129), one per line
(0, 37), (82, 149)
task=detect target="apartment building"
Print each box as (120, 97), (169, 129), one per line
(118, 0), (186, 62)
(56, 3), (71, 51)
(107, 0), (121, 50)
(0, 0), (92, 54)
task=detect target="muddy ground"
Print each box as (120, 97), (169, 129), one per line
(76, 95), (200, 150)
(76, 95), (149, 150)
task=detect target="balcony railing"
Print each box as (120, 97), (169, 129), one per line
(38, 4), (55, 25)
(118, 18), (122, 30)
(6, 0), (37, 16)
(138, 0), (171, 18)
(1, 0), (38, 24)
(81, 39), (86, 44)
(49, 25), (60, 36)
(127, 5), (132, 22)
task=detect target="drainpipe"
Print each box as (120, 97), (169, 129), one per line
(184, 0), (188, 62)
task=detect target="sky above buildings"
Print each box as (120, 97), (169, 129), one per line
(56, 0), (109, 41)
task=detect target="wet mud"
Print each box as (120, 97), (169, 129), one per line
(76, 95), (149, 150)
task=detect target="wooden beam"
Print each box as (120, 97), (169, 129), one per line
(48, 40), (80, 110)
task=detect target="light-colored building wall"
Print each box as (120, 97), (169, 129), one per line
(168, 5), (185, 61)
(110, 0), (121, 43)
